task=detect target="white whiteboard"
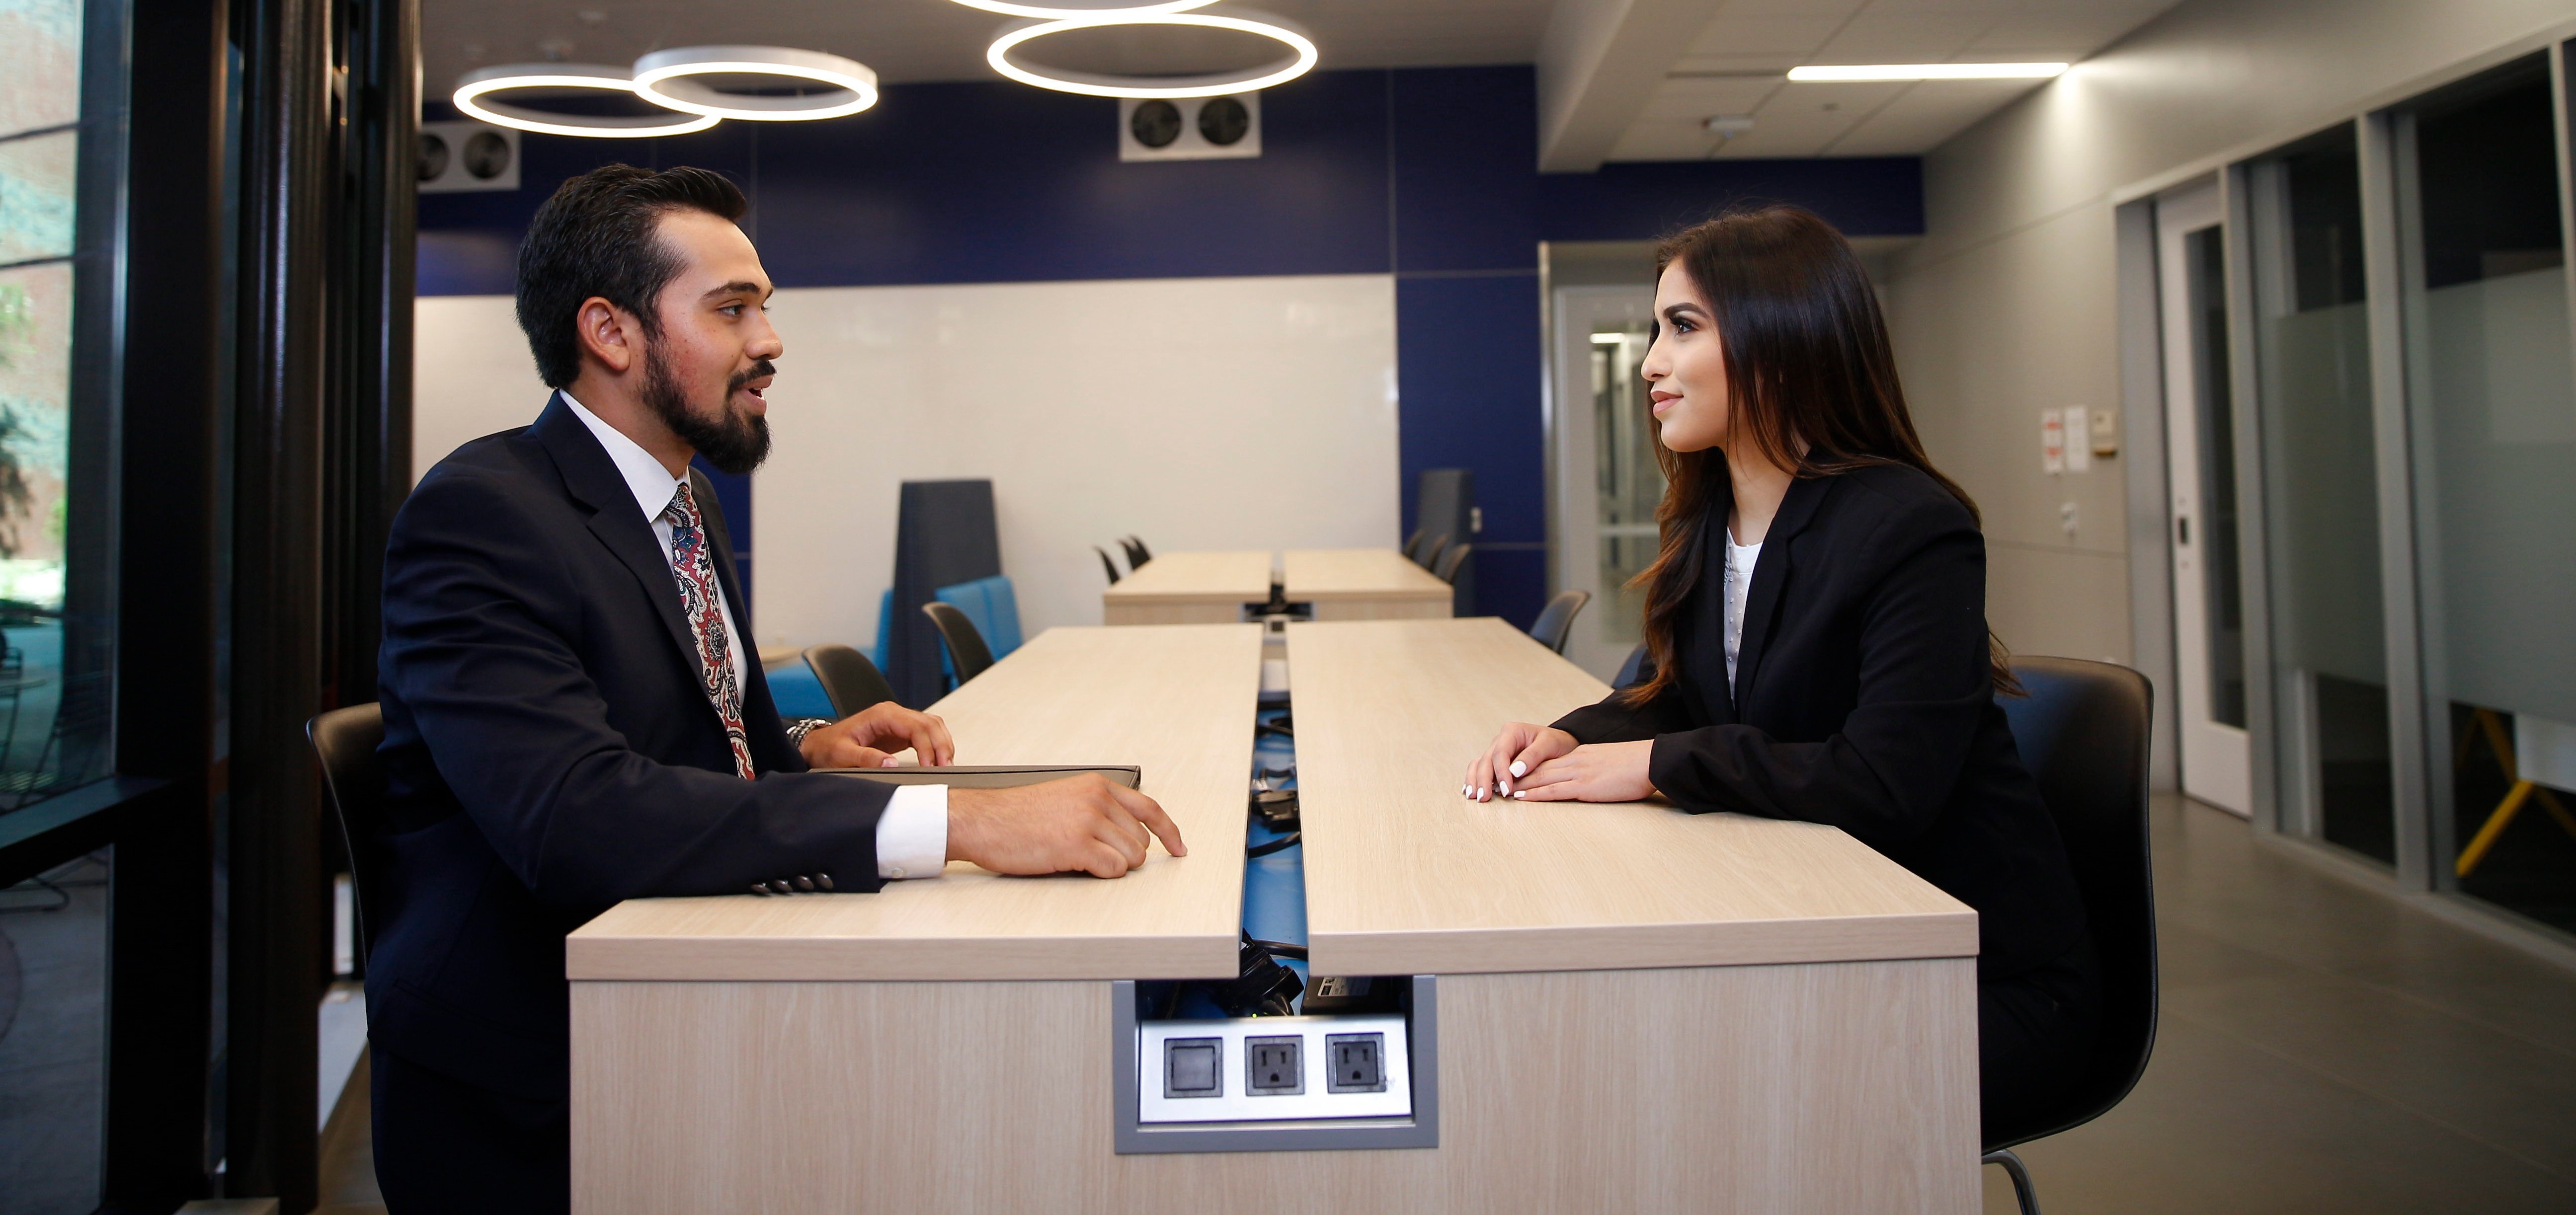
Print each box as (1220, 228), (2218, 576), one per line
(412, 273), (1402, 650)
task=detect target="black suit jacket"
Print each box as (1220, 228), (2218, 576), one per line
(370, 393), (892, 1098)
(1553, 462), (2085, 979)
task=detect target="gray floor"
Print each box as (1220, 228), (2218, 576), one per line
(317, 795), (2576, 1213)
(1986, 795), (2576, 1214)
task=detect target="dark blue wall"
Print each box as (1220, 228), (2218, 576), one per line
(420, 65), (1922, 628)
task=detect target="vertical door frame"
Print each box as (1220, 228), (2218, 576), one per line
(2115, 199), (2179, 794)
(2357, 107), (2439, 891)
(2221, 164), (2284, 836)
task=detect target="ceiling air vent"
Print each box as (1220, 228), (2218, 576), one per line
(1120, 94), (1261, 162)
(419, 120), (521, 193)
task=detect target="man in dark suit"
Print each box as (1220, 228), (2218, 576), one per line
(370, 164), (1186, 1214)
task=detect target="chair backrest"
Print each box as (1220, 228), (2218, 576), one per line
(1419, 534), (1451, 573)
(803, 643), (898, 717)
(1433, 541), (1472, 584)
(1992, 656), (2159, 1149)
(1613, 642), (1649, 687)
(1401, 529), (1426, 563)
(1094, 545), (1123, 585)
(307, 702), (389, 962)
(1528, 590), (1591, 654)
(921, 602), (996, 686)
(934, 575), (1023, 659)
(1120, 535), (1153, 568)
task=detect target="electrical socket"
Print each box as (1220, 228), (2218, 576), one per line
(1326, 1032), (1386, 1093)
(1245, 1036), (1303, 1095)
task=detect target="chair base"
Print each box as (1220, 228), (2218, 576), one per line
(1983, 1147), (2041, 1215)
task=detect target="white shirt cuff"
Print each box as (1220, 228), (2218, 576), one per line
(875, 783), (949, 880)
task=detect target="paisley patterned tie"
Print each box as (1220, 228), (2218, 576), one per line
(661, 481), (755, 780)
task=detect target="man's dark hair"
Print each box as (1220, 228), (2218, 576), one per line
(515, 164), (749, 388)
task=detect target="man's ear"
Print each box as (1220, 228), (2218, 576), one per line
(574, 297), (641, 375)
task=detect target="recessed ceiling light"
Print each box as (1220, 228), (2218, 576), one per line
(947, 0), (1215, 16)
(453, 64), (720, 138)
(632, 46), (881, 121)
(1786, 63), (2068, 82)
(986, 11), (1318, 99)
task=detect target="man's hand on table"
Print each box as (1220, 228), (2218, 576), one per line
(947, 775), (1187, 878)
(797, 702), (956, 769)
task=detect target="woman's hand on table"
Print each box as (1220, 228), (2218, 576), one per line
(1462, 722), (1579, 801)
(1507, 739), (1657, 803)
(798, 702), (955, 769)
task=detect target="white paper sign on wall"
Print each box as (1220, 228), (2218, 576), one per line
(2062, 406), (2092, 472)
(2041, 409), (2066, 474)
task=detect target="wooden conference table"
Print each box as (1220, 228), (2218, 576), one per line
(1100, 548), (1454, 625)
(567, 619), (1980, 1213)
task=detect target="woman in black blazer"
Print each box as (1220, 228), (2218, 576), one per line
(1464, 205), (2097, 1138)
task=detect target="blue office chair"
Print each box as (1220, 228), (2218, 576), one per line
(1984, 656), (2159, 1215)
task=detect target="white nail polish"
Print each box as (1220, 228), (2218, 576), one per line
(1510, 760), (1527, 778)
(1512, 790), (1527, 799)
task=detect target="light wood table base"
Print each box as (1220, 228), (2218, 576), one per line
(573, 958), (1976, 1214)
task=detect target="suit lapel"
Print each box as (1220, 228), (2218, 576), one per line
(1730, 473), (1836, 708)
(530, 394), (704, 678)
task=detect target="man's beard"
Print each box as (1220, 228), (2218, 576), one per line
(643, 342), (773, 475)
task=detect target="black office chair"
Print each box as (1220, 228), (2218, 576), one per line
(1119, 535), (1153, 569)
(1432, 542), (1472, 585)
(1613, 642), (1648, 687)
(1983, 656), (2159, 1215)
(1094, 545), (1123, 585)
(1527, 590), (1590, 655)
(1401, 529), (1426, 564)
(308, 702), (389, 963)
(802, 643), (898, 717)
(922, 602), (997, 686)
(1419, 534), (1451, 575)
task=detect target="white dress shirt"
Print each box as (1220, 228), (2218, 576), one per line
(561, 394), (948, 880)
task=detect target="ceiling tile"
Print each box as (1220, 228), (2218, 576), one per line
(1634, 76), (1785, 121)
(1823, 77), (2043, 154)
(1804, 12), (1995, 64)
(1685, 14), (1848, 58)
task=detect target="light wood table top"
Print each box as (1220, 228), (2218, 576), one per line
(1099, 550), (1273, 607)
(566, 624), (1262, 983)
(1282, 547), (1453, 606)
(1288, 617), (1977, 978)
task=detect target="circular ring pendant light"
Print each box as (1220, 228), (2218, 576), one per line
(632, 46), (881, 121)
(454, 64), (721, 138)
(947, 0), (1216, 16)
(986, 10), (1318, 99)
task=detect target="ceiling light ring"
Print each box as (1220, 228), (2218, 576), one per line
(986, 11), (1319, 100)
(453, 64), (722, 138)
(632, 46), (882, 121)
(948, 0), (1217, 17)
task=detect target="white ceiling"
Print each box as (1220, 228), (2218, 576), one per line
(420, 0), (2183, 160)
(1609, 0), (2183, 160)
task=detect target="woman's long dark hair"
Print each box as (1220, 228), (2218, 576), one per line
(1623, 204), (2019, 704)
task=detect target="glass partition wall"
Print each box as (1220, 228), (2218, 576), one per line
(2204, 46), (2576, 940)
(2391, 58), (2576, 932)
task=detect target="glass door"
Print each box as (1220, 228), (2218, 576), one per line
(2158, 182), (2254, 815)
(1549, 286), (1663, 683)
(2246, 128), (2399, 865)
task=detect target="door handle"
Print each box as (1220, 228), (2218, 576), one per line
(2177, 516), (2191, 545)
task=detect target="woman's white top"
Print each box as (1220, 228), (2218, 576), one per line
(1723, 532), (1763, 686)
